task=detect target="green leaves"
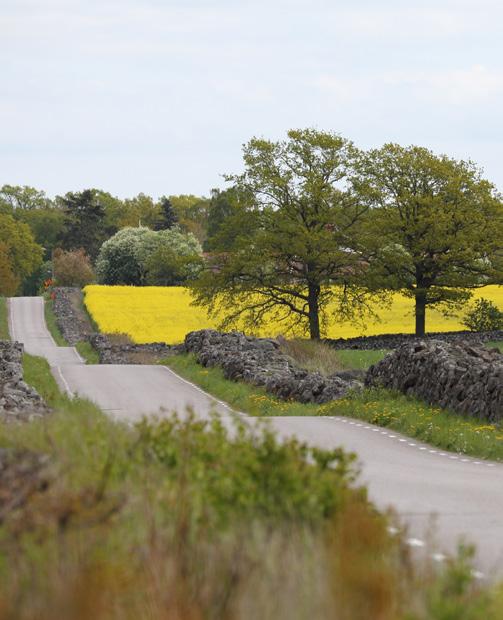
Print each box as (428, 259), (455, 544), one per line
(0, 214), (43, 295)
(192, 129), (375, 339)
(135, 412), (357, 525)
(359, 144), (503, 333)
(96, 226), (203, 286)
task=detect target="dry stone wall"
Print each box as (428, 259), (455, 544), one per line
(0, 341), (49, 422)
(88, 334), (176, 364)
(325, 330), (503, 351)
(51, 288), (177, 363)
(52, 287), (93, 345)
(365, 340), (503, 423)
(184, 330), (362, 404)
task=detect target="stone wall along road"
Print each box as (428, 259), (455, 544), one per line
(0, 341), (49, 422)
(184, 329), (362, 404)
(366, 340), (503, 422)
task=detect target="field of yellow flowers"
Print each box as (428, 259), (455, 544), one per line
(83, 284), (503, 344)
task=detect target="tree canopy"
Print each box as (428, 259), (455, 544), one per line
(96, 226), (202, 286)
(0, 213), (44, 295)
(204, 188), (242, 251)
(0, 184), (52, 211)
(58, 189), (115, 260)
(154, 197), (178, 231)
(358, 144), (503, 335)
(191, 129), (380, 339)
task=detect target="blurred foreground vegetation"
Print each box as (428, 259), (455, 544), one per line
(0, 353), (498, 618)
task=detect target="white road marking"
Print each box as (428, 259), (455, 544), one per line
(326, 417), (500, 471)
(55, 366), (74, 397)
(407, 538), (426, 548)
(160, 365), (247, 418)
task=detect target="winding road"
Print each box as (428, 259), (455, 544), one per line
(8, 296), (503, 576)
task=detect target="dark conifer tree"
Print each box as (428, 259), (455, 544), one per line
(155, 197), (178, 230)
(59, 189), (112, 260)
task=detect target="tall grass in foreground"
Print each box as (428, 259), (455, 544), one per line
(1, 396), (502, 618)
(7, 353), (502, 618)
(0, 298), (8, 340)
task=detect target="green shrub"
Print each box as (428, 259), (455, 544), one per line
(53, 248), (95, 287)
(135, 412), (359, 525)
(462, 298), (503, 332)
(96, 226), (202, 285)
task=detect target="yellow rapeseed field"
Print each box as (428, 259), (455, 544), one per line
(83, 284), (503, 344)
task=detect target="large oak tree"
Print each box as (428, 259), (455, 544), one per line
(191, 129), (379, 339)
(358, 144), (503, 336)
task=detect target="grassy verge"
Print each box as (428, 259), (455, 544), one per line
(0, 297), (9, 340)
(167, 353), (321, 416)
(75, 340), (100, 363)
(43, 296), (98, 364)
(43, 297), (67, 346)
(166, 353), (503, 461)
(280, 338), (387, 373)
(0, 354), (499, 618)
(334, 348), (388, 369)
(23, 352), (102, 415)
(488, 341), (503, 352)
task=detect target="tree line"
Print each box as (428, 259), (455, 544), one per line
(192, 130), (503, 338)
(1, 129), (502, 338)
(0, 186), (234, 294)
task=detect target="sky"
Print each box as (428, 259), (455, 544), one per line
(1, 0), (502, 199)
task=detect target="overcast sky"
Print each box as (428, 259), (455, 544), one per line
(1, 0), (502, 199)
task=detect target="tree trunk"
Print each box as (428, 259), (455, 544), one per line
(415, 290), (427, 336)
(307, 283), (321, 339)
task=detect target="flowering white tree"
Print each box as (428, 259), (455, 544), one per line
(96, 226), (202, 285)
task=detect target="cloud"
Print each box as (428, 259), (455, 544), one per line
(1, 0), (502, 196)
(412, 66), (503, 105)
(314, 66), (503, 106)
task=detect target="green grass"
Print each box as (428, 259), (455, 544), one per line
(43, 297), (67, 346)
(167, 353), (322, 416)
(0, 297), (9, 340)
(334, 348), (388, 369)
(75, 340), (100, 364)
(165, 353), (503, 461)
(43, 296), (98, 364)
(487, 341), (503, 352)
(279, 338), (387, 374)
(22, 352), (102, 414)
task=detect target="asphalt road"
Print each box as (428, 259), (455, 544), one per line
(8, 296), (503, 576)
